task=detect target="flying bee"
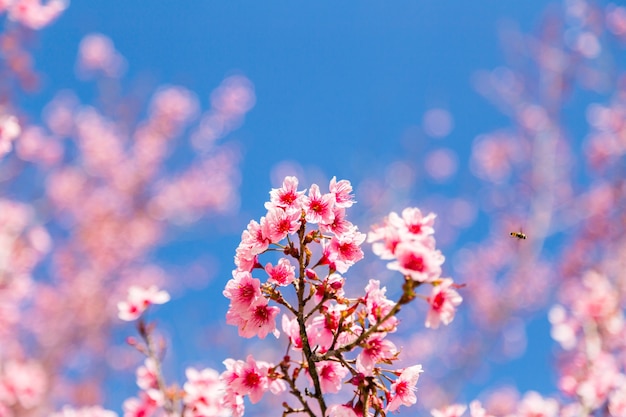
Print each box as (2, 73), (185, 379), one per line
(510, 231), (527, 240)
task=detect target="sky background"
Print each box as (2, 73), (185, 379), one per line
(24, 0), (567, 414)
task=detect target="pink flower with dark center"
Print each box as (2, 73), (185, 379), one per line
(356, 334), (398, 375)
(117, 285), (170, 322)
(327, 227), (365, 273)
(364, 280), (398, 331)
(266, 176), (305, 214)
(237, 300), (280, 339)
(329, 177), (355, 208)
(223, 271), (262, 314)
(240, 219), (270, 256)
(386, 364), (423, 412)
(425, 278), (463, 329)
(303, 184), (335, 224)
(183, 367), (227, 417)
(265, 258), (295, 286)
(136, 358), (158, 390)
(230, 355), (269, 404)
(388, 241), (443, 282)
(392, 207), (436, 237)
(262, 207), (301, 243)
(314, 361), (349, 394)
(319, 207), (352, 237)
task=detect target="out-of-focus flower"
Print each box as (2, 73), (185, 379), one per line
(117, 285), (170, 321)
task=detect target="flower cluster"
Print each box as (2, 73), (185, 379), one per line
(219, 176), (462, 417)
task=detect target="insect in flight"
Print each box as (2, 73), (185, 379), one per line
(510, 230), (527, 240)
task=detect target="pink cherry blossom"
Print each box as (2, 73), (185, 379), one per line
(386, 364), (424, 412)
(117, 285), (170, 321)
(388, 240), (443, 282)
(236, 300), (280, 339)
(135, 358), (159, 391)
(265, 258), (296, 286)
(7, 0), (67, 30)
(229, 355), (269, 404)
(183, 367), (227, 417)
(262, 207), (301, 243)
(313, 361), (349, 394)
(266, 176), (305, 214)
(364, 279), (398, 332)
(303, 184), (335, 224)
(223, 271), (262, 315)
(329, 177), (355, 208)
(356, 334), (398, 375)
(1, 360), (47, 409)
(425, 278), (463, 329)
(326, 227), (366, 273)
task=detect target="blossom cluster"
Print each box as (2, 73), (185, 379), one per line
(219, 176), (462, 417)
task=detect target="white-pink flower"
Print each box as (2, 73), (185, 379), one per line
(313, 361), (348, 394)
(303, 184), (335, 224)
(356, 333), (398, 375)
(329, 177), (355, 208)
(266, 258), (296, 286)
(266, 176), (305, 214)
(425, 278), (463, 329)
(388, 240), (443, 282)
(117, 285), (170, 321)
(386, 364), (424, 412)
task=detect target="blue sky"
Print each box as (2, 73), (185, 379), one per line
(26, 0), (565, 414)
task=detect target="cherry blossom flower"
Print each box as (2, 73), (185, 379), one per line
(303, 184), (335, 224)
(262, 207), (301, 243)
(1, 360), (47, 409)
(386, 364), (424, 412)
(265, 258), (296, 286)
(356, 334), (398, 375)
(326, 227), (366, 273)
(425, 278), (463, 329)
(7, 0), (67, 30)
(223, 271), (262, 315)
(136, 358), (158, 390)
(228, 355), (269, 404)
(183, 367), (228, 417)
(265, 176), (305, 214)
(388, 240), (444, 282)
(117, 285), (170, 321)
(329, 177), (355, 208)
(311, 361), (349, 394)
